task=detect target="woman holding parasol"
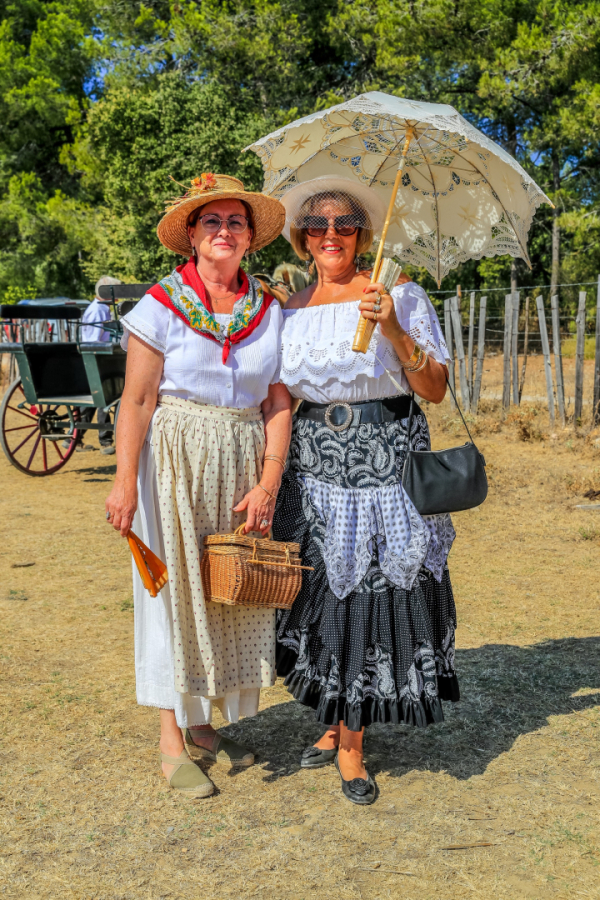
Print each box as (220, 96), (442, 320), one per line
(251, 90), (550, 805)
(272, 176), (457, 805)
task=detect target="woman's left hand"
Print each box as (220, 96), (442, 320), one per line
(233, 485), (275, 536)
(360, 282), (403, 342)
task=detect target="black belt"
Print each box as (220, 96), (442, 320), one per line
(297, 395), (415, 432)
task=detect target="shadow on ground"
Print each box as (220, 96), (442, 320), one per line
(220, 636), (600, 783)
(68, 463), (117, 478)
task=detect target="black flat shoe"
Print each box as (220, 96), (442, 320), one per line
(335, 756), (376, 805)
(300, 745), (338, 769)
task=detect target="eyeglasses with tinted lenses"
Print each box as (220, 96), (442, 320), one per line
(303, 215), (362, 237)
(198, 214), (250, 234)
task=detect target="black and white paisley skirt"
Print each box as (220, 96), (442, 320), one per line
(273, 396), (460, 732)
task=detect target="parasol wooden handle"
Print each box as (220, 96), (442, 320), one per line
(353, 129), (414, 354)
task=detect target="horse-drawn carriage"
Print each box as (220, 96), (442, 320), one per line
(0, 285), (147, 475)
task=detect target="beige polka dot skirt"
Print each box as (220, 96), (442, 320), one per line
(152, 395), (276, 697)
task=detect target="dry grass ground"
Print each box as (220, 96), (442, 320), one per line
(1, 398), (599, 900)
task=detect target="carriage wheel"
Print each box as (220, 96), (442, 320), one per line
(0, 378), (81, 476)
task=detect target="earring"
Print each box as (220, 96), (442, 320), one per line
(191, 243), (197, 261)
(354, 254), (361, 272)
(244, 249), (250, 260)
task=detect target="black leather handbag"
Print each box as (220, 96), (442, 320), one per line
(402, 381), (488, 516)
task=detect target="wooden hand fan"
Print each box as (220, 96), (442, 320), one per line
(127, 530), (168, 598)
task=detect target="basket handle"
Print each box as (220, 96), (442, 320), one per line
(234, 522), (273, 539)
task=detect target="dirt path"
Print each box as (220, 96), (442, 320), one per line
(1, 401), (599, 900)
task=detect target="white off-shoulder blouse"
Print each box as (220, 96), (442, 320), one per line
(278, 280), (454, 599)
(279, 281), (449, 403)
(120, 293), (284, 409)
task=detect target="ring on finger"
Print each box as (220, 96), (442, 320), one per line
(373, 310), (378, 321)
(260, 519), (269, 528)
(106, 511), (112, 520)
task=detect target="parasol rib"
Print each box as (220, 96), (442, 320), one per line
(366, 126), (409, 189)
(412, 125), (442, 287)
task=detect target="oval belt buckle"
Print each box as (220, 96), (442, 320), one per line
(324, 401), (353, 432)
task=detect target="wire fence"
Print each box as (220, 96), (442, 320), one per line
(439, 279), (600, 428)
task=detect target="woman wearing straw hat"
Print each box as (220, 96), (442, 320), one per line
(105, 173), (291, 798)
(272, 176), (458, 805)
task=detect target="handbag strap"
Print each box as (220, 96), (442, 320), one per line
(373, 347), (477, 448)
(406, 374), (477, 448)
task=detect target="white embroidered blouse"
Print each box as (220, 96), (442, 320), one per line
(279, 281), (450, 403)
(120, 294), (283, 409)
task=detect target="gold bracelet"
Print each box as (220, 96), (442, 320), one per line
(257, 483), (277, 501)
(400, 345), (423, 371)
(400, 342), (421, 368)
(406, 350), (429, 373)
(264, 454), (286, 469)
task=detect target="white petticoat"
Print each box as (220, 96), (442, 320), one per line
(301, 474), (455, 599)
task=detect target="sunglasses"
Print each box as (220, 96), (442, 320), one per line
(198, 214), (250, 234)
(302, 215), (363, 237)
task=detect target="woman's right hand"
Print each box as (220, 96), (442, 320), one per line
(105, 477), (138, 537)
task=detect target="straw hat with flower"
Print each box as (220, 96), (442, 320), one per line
(157, 173), (285, 255)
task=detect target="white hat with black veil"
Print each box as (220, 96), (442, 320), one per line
(280, 176), (387, 243)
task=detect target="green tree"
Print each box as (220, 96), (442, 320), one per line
(0, 1), (99, 299)
(67, 73), (294, 281)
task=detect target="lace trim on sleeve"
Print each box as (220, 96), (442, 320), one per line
(392, 283), (450, 364)
(120, 314), (166, 354)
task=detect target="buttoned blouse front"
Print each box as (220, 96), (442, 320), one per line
(120, 293), (283, 409)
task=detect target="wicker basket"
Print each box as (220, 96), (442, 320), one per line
(201, 524), (312, 609)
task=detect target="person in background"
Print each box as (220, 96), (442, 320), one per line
(75, 276), (122, 454)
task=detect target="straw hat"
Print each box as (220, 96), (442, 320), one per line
(280, 176), (387, 242)
(157, 173), (285, 255)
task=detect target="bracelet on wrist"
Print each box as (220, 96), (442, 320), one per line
(257, 483), (277, 501)
(400, 344), (423, 370)
(264, 454), (286, 469)
(405, 350), (429, 373)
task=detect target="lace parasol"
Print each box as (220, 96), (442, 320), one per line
(246, 91), (551, 288)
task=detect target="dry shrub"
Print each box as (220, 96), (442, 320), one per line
(505, 407), (546, 442)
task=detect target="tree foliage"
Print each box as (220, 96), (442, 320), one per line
(0, 0), (598, 299)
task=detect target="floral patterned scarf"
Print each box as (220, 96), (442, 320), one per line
(148, 257), (273, 363)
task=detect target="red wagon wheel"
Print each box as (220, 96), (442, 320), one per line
(0, 378), (81, 476)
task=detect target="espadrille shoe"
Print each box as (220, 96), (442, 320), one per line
(161, 750), (215, 798)
(183, 729), (254, 768)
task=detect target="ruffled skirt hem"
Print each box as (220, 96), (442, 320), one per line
(277, 644), (460, 730)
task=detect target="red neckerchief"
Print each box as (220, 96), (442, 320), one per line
(148, 257), (274, 363)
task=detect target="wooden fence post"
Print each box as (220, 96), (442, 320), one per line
(444, 298), (456, 409)
(593, 275), (600, 426)
(503, 293), (513, 409)
(518, 295), (530, 403)
(450, 295), (471, 411)
(472, 295), (487, 414)
(468, 291), (476, 397)
(550, 294), (566, 427)
(511, 291), (520, 405)
(536, 295), (555, 425)
(574, 291), (586, 425)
